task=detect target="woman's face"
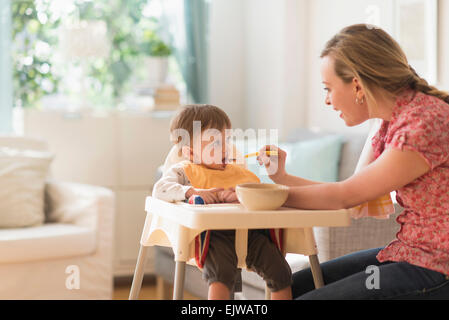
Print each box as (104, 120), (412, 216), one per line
(320, 56), (369, 126)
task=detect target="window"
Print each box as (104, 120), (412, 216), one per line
(11, 0), (188, 110)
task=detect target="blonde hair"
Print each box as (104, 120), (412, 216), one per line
(321, 24), (449, 106)
(169, 104), (231, 145)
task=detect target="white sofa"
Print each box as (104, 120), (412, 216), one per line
(0, 136), (115, 299)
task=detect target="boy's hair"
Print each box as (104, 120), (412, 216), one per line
(169, 104), (231, 145)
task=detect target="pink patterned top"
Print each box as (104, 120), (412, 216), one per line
(374, 89), (449, 275)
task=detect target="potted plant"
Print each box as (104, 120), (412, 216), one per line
(140, 30), (172, 87)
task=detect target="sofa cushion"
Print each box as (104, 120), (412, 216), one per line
(0, 147), (53, 228)
(285, 128), (366, 181)
(0, 223), (97, 263)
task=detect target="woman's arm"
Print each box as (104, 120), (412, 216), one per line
(271, 172), (322, 187)
(284, 147), (431, 210)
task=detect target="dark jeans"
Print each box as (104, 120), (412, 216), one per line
(293, 248), (449, 300)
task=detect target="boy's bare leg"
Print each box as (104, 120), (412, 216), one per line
(208, 282), (231, 300)
(270, 286), (292, 300)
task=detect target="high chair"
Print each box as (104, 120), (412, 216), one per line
(128, 196), (351, 300)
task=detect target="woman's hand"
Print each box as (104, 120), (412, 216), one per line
(217, 188), (239, 203)
(185, 187), (224, 204)
(257, 145), (287, 182)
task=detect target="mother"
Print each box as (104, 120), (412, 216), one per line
(258, 24), (449, 299)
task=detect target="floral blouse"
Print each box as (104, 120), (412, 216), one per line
(374, 89), (449, 275)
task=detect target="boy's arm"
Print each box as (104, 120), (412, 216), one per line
(153, 164), (224, 203)
(152, 164), (193, 202)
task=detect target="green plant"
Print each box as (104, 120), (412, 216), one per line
(141, 29), (172, 57)
(12, 0), (61, 108)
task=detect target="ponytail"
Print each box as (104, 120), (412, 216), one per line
(408, 66), (449, 104)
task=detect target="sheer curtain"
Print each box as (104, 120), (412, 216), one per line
(0, 0), (12, 133)
(161, 0), (210, 104)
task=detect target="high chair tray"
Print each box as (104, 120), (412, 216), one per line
(145, 196), (351, 230)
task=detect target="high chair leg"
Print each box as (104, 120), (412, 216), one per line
(309, 254), (324, 288)
(129, 244), (150, 300)
(173, 261), (186, 300)
(265, 283), (271, 300)
(156, 276), (173, 300)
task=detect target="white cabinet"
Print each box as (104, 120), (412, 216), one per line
(24, 109), (174, 276)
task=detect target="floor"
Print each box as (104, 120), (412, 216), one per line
(113, 277), (201, 300)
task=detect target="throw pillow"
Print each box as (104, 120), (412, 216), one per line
(0, 147), (53, 228)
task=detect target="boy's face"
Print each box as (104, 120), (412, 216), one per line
(184, 127), (231, 170)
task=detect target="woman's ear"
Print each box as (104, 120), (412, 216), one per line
(352, 77), (366, 100)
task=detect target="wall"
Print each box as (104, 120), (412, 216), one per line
(243, 0), (309, 140)
(243, 0), (286, 137)
(208, 0), (246, 130)
(280, 0), (309, 138)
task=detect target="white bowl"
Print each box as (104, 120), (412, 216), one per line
(236, 183), (289, 210)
